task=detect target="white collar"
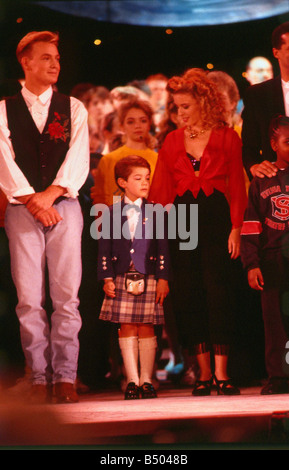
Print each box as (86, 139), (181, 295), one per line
(124, 196), (143, 208)
(21, 85), (53, 106)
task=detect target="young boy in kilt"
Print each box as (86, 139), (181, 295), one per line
(97, 156), (170, 399)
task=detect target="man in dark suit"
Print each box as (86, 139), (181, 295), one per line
(242, 22), (289, 180)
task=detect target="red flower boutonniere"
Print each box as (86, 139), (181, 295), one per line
(46, 112), (70, 143)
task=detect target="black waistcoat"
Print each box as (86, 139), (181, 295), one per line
(6, 91), (71, 192)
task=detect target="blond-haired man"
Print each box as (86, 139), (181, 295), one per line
(0, 31), (89, 403)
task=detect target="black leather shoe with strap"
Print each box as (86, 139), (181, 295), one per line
(140, 382), (157, 399)
(192, 377), (213, 396)
(213, 375), (240, 396)
(124, 382), (140, 400)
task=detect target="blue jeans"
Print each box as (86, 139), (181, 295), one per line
(5, 198), (83, 384)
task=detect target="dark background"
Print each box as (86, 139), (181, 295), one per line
(0, 0), (289, 387)
(0, 1), (289, 97)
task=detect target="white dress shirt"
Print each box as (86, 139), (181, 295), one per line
(124, 196), (142, 240)
(281, 79), (289, 117)
(0, 85), (90, 203)
(104, 196), (143, 280)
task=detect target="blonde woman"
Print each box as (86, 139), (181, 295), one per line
(149, 68), (247, 396)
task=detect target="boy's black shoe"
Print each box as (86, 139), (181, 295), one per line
(140, 382), (157, 399)
(124, 382), (140, 400)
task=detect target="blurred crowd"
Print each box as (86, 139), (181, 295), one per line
(0, 55), (274, 395)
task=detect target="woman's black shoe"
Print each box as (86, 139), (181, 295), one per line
(124, 382), (140, 400)
(213, 375), (240, 396)
(140, 382), (157, 399)
(192, 378), (213, 396)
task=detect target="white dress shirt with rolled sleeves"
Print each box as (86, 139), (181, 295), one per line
(282, 79), (289, 117)
(0, 85), (90, 203)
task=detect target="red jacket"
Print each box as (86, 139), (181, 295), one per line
(149, 126), (247, 229)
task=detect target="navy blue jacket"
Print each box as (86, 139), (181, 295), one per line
(97, 199), (170, 281)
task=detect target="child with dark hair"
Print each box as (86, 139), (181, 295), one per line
(97, 155), (170, 399)
(241, 115), (289, 395)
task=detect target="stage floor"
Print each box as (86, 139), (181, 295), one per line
(1, 385), (289, 448)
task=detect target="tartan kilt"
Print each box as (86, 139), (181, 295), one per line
(99, 274), (164, 325)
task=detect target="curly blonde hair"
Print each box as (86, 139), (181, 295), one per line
(167, 68), (227, 129)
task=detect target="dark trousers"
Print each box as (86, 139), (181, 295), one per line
(260, 250), (289, 378)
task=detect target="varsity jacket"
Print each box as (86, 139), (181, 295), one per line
(97, 199), (170, 281)
(241, 168), (289, 271)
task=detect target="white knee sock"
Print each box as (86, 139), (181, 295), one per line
(139, 336), (158, 386)
(119, 336), (139, 386)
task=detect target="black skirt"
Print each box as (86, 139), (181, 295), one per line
(169, 189), (235, 350)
